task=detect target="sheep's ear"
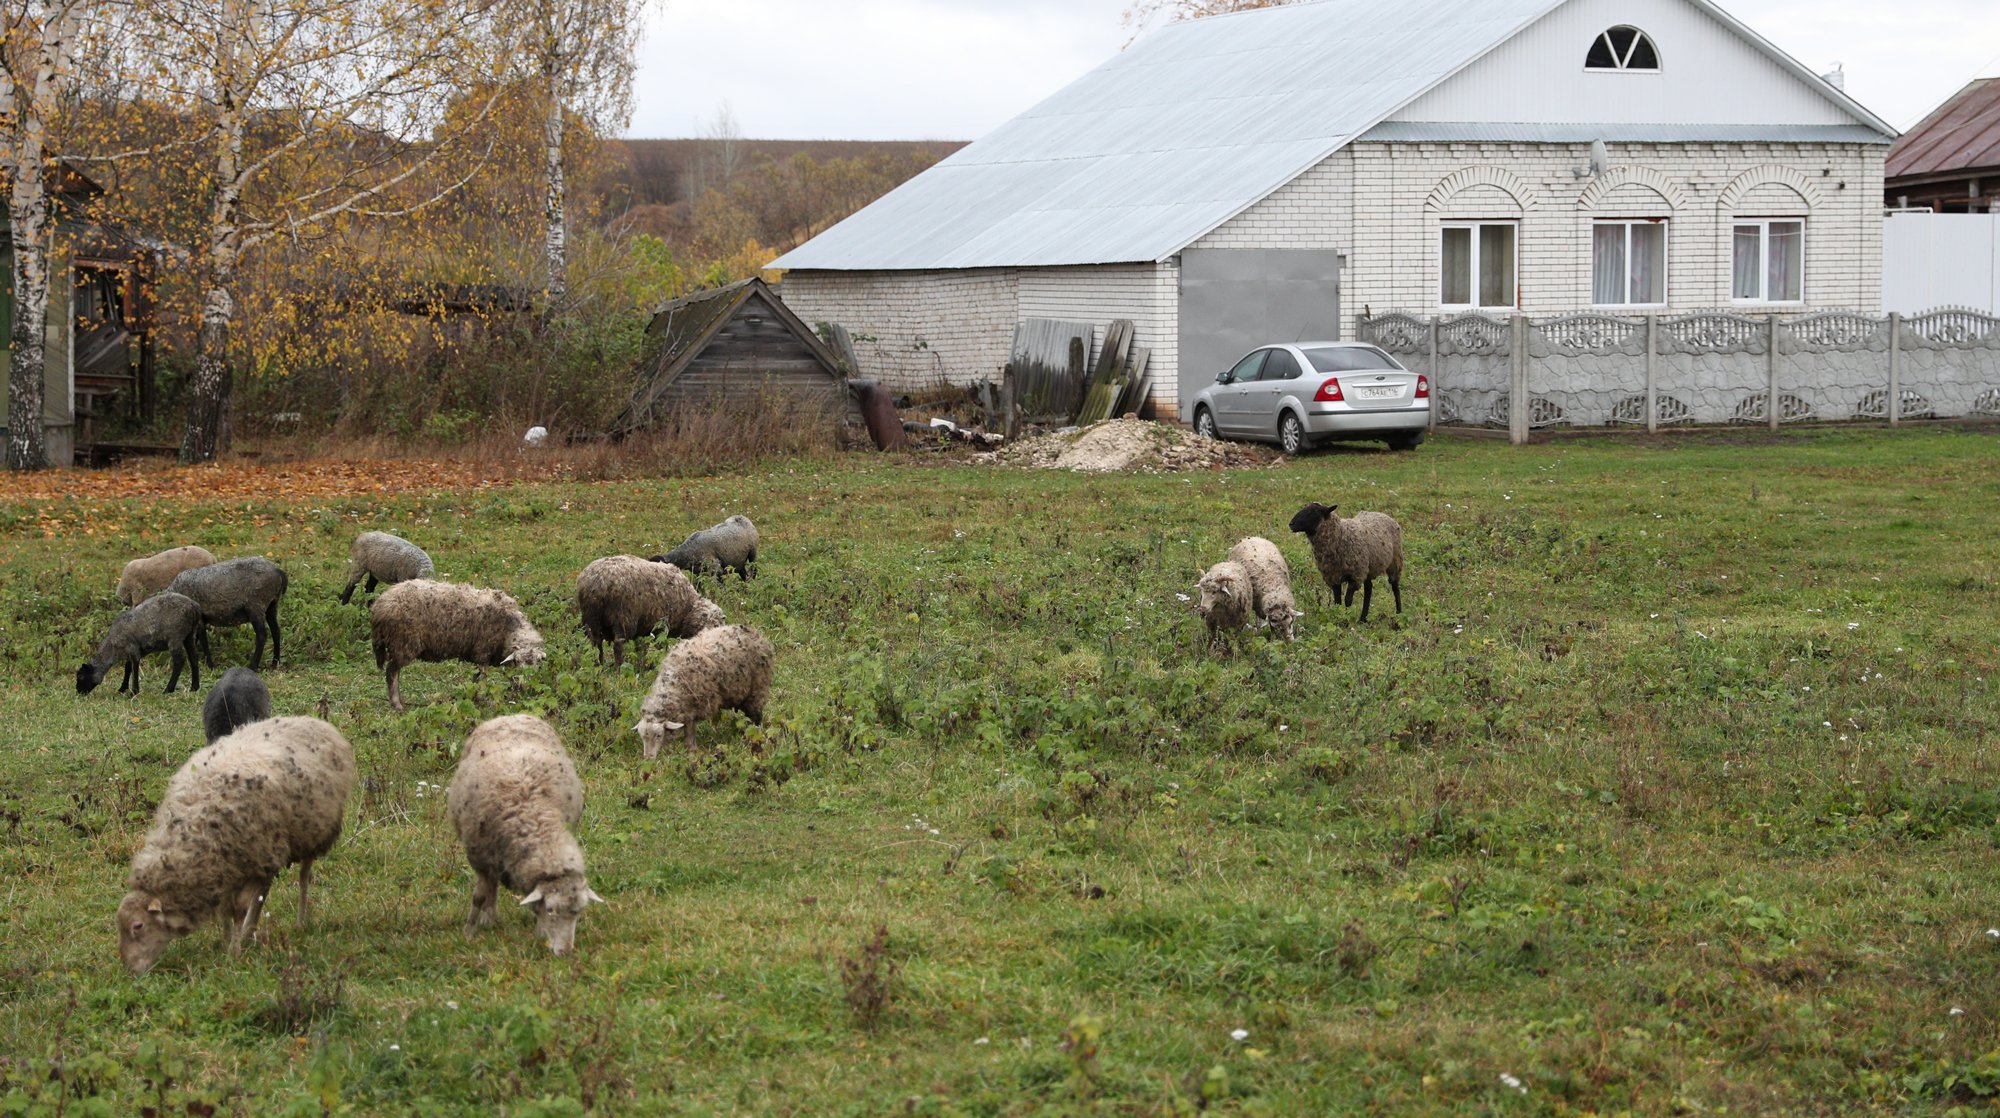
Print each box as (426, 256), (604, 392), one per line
(585, 889), (608, 906)
(500, 652), (516, 665)
(662, 720), (685, 731)
(146, 897), (163, 914)
(519, 886), (544, 907)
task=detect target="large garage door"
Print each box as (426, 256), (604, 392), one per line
(1177, 249), (1342, 427)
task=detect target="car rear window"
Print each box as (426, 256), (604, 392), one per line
(1303, 346), (1401, 373)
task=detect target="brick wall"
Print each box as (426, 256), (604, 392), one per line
(1017, 264), (1182, 420)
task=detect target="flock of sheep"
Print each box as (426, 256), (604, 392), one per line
(88, 516), (771, 974)
(83, 498), (1403, 975)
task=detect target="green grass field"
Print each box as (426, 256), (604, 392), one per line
(2, 428), (1998, 1116)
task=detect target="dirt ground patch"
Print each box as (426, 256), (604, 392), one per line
(0, 456), (556, 505)
(976, 418), (1280, 473)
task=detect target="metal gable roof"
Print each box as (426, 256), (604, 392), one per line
(1887, 78), (2000, 181)
(771, 0), (1892, 273)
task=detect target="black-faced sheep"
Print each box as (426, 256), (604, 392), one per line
(651, 514), (758, 580)
(116, 716), (356, 974)
(166, 557), (289, 670)
(77, 591), (203, 696)
(202, 667), (272, 743)
(635, 624), (774, 758)
(1288, 503), (1404, 622)
(1195, 561), (1255, 649)
(368, 580), (547, 711)
(116, 546), (216, 606)
(1227, 536), (1299, 642)
(339, 531), (434, 604)
(446, 714), (604, 955)
(576, 555), (725, 667)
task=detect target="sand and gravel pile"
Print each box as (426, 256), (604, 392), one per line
(976, 418), (1279, 473)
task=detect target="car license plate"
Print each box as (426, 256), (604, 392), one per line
(1357, 385), (1401, 400)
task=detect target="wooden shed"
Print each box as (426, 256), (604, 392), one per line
(613, 277), (847, 434)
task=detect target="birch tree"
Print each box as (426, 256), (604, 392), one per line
(508, 0), (643, 309)
(0, 0), (87, 470)
(129, 0), (505, 462)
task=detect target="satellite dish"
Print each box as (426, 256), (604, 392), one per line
(1590, 139), (1610, 176)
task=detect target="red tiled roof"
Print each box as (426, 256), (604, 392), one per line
(1888, 78), (2000, 180)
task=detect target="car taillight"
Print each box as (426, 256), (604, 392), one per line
(1416, 375), (1430, 398)
(1313, 378), (1343, 402)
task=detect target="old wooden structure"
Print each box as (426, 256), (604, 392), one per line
(612, 278), (847, 434)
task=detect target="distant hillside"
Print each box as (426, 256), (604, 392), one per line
(610, 138), (967, 208)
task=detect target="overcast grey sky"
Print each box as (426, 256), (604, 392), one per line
(626, 0), (2000, 141)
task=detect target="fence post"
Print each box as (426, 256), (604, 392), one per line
(1645, 314), (1658, 434)
(1766, 314), (1781, 432)
(1509, 314), (1530, 446)
(1428, 316), (1440, 434)
(1887, 312), (1902, 428)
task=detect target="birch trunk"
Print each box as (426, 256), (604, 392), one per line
(180, 91), (247, 464)
(5, 145), (51, 470)
(541, 80), (566, 307)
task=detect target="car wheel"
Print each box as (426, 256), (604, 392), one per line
(1387, 432), (1426, 452)
(1194, 408), (1217, 439)
(1278, 413), (1307, 456)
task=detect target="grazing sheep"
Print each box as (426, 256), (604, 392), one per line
(369, 580), (547, 711)
(116, 546), (216, 606)
(1227, 536), (1299, 642)
(1195, 561), (1256, 649)
(635, 624), (774, 758)
(115, 717), (356, 974)
(651, 514), (758, 580)
(202, 667), (273, 744)
(576, 555), (725, 667)
(77, 591), (203, 696)
(1288, 503), (1404, 622)
(446, 714), (604, 956)
(166, 557), (288, 670)
(338, 531), (434, 604)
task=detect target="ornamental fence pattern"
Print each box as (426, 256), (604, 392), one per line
(1357, 307), (2000, 441)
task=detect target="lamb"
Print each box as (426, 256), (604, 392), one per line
(1288, 502), (1404, 622)
(576, 555), (725, 667)
(369, 579), (547, 711)
(446, 714), (604, 956)
(1227, 536), (1299, 642)
(202, 667), (272, 743)
(166, 557), (288, 670)
(1195, 561), (1256, 649)
(115, 716), (356, 974)
(77, 591), (203, 696)
(651, 514), (759, 580)
(116, 546), (216, 606)
(338, 531), (434, 604)
(635, 624), (774, 758)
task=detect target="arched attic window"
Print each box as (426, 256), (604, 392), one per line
(1586, 26), (1660, 71)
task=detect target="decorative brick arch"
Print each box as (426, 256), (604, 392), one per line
(1718, 164), (1822, 213)
(1425, 166), (1538, 214)
(1577, 166), (1687, 212)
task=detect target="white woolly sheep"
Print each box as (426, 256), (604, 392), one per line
(116, 716), (356, 974)
(202, 667), (272, 743)
(635, 624), (774, 758)
(116, 546), (216, 606)
(339, 531), (434, 604)
(446, 714), (604, 955)
(1227, 536), (1299, 642)
(77, 591), (203, 696)
(651, 515), (758, 580)
(1195, 560), (1256, 649)
(1288, 502), (1404, 622)
(166, 557), (289, 670)
(575, 555), (725, 667)
(369, 580), (547, 711)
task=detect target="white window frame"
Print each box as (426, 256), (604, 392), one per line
(1590, 219), (1670, 308)
(1731, 218), (1807, 305)
(1438, 221), (1519, 311)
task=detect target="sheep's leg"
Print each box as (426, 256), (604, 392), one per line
(339, 573), (361, 604)
(683, 723), (697, 753)
(247, 617), (268, 671)
(1390, 574), (1402, 614)
(467, 872), (498, 934)
(364, 574), (378, 594)
(185, 635), (201, 691)
(1359, 579), (1374, 623)
(386, 664), (405, 711)
(267, 601), (281, 666)
(165, 648), (185, 694)
(297, 860), (313, 929)
(121, 658), (137, 695)
(592, 636), (604, 666)
(198, 625), (214, 668)
(612, 638), (625, 668)
(229, 883), (267, 955)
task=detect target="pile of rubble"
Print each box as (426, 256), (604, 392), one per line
(975, 418), (1279, 473)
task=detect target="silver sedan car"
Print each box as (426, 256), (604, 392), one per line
(1189, 342), (1430, 454)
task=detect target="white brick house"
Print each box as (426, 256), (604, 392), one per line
(772, 0), (1895, 424)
